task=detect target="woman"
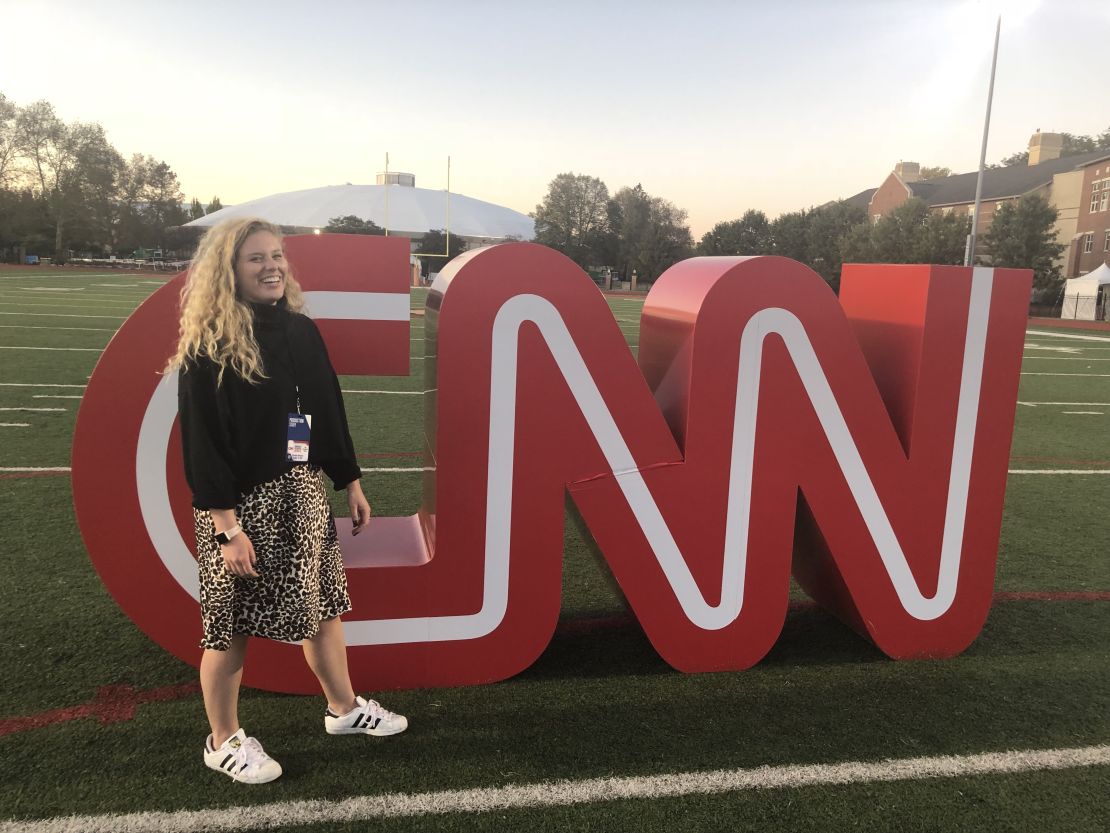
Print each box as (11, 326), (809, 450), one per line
(168, 217), (406, 785)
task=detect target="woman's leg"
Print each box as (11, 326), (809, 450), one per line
(200, 634), (249, 746)
(302, 616), (357, 714)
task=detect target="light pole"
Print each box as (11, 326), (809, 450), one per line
(966, 15), (1001, 267)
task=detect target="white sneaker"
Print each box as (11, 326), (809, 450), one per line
(203, 728), (283, 784)
(325, 695), (408, 736)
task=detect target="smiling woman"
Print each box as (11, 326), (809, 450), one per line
(234, 230), (287, 305)
(162, 216), (407, 785)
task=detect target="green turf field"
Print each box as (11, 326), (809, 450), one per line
(0, 265), (1106, 832)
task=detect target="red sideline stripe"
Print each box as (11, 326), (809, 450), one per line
(0, 682), (199, 737)
(1027, 316), (1110, 332)
(2, 592), (1106, 738)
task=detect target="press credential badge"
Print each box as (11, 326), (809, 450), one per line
(287, 413), (311, 462)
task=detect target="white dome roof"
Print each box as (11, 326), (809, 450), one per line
(185, 183), (534, 241)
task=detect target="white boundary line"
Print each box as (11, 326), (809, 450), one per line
(3, 744), (1106, 833)
(0, 383), (86, 388)
(0, 467), (71, 472)
(0, 346), (102, 352)
(0, 325), (115, 332)
(0, 312), (125, 320)
(1021, 372), (1110, 377)
(1025, 329), (1110, 342)
(1008, 469), (1110, 474)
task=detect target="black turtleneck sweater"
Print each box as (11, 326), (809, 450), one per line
(178, 299), (361, 510)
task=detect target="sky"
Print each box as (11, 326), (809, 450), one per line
(2, 0), (1107, 239)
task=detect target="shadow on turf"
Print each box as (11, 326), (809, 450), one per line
(521, 605), (887, 683)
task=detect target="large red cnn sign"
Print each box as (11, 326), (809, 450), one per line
(72, 236), (1031, 693)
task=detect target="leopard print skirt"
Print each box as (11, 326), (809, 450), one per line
(193, 465), (352, 651)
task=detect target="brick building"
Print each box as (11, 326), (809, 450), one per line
(1065, 154), (1110, 277)
(846, 132), (1108, 265)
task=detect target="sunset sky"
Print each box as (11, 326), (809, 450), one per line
(2, 0), (1106, 237)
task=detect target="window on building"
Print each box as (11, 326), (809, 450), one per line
(1084, 232), (1095, 253)
(1105, 230), (1110, 252)
(1092, 180), (1110, 213)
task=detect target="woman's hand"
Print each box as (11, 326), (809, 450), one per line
(347, 479), (372, 536)
(221, 533), (258, 578)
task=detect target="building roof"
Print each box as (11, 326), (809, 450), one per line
(843, 188), (877, 210)
(184, 183), (535, 241)
(903, 150), (1109, 207)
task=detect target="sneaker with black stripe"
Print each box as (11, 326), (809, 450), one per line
(325, 695), (408, 736)
(203, 728), (282, 784)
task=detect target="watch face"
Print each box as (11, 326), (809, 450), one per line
(215, 532), (230, 545)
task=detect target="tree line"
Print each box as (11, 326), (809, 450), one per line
(0, 92), (220, 263)
(534, 173), (1071, 294)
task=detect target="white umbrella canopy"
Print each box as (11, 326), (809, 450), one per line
(185, 183), (535, 242)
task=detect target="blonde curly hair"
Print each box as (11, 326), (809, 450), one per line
(166, 217), (305, 384)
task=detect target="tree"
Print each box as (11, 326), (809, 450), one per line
(206, 196), (223, 214)
(188, 198), (205, 221)
(324, 215), (384, 235)
(15, 101), (123, 260)
(982, 194), (1065, 292)
(415, 229), (468, 277)
(114, 153), (185, 251)
(804, 200), (868, 287)
(770, 209), (810, 263)
(697, 210), (773, 256)
(919, 166), (952, 180)
(532, 173), (610, 267)
(607, 184), (693, 282)
(0, 93), (18, 188)
(846, 198), (967, 269)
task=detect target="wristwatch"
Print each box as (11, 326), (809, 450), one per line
(215, 524), (242, 546)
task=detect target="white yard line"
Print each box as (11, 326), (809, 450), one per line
(1022, 356), (1110, 361)
(0, 273), (145, 279)
(0, 346), (102, 352)
(0, 408), (65, 412)
(1017, 402), (1110, 406)
(0, 383), (86, 388)
(0, 423), (30, 427)
(1061, 411), (1104, 415)
(0, 467), (71, 472)
(0, 300), (137, 310)
(1008, 469), (1110, 474)
(1021, 372), (1110, 377)
(0, 312), (125, 320)
(32, 395), (83, 400)
(341, 389), (430, 396)
(1026, 329), (1110, 342)
(2, 744), (1106, 833)
(0, 325), (116, 332)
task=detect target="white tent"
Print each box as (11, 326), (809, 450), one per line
(1061, 262), (1110, 320)
(184, 183), (535, 243)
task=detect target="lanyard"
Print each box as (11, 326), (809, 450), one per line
(276, 316), (303, 415)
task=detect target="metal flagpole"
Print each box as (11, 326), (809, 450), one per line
(966, 15), (1001, 266)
